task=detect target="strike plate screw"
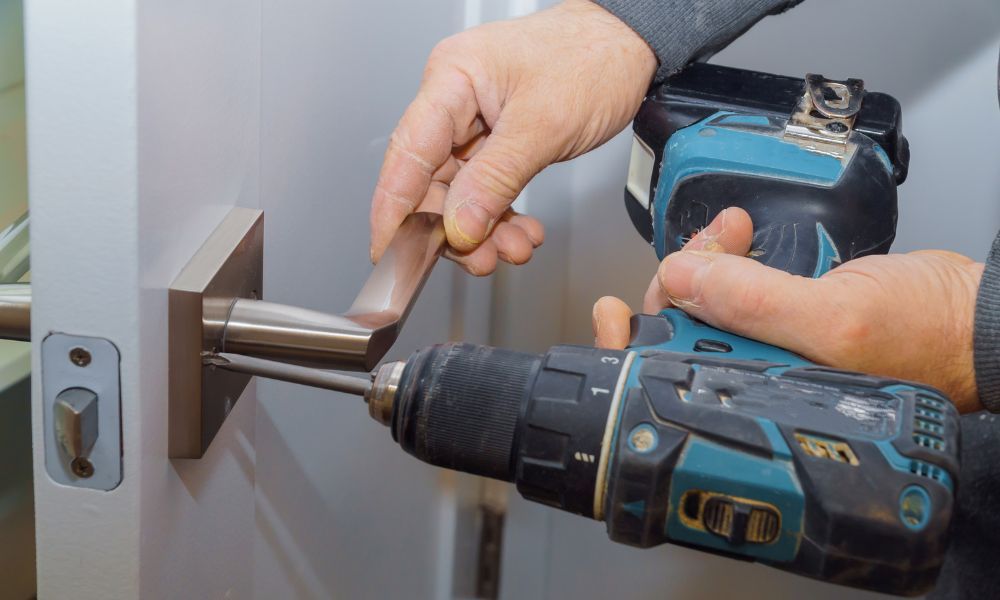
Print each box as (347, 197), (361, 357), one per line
(71, 457), (94, 478)
(69, 347), (91, 367)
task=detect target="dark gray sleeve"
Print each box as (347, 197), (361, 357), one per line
(975, 231), (1000, 412)
(593, 0), (804, 83)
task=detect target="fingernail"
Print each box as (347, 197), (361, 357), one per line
(451, 200), (492, 245)
(660, 251), (712, 303)
(689, 209), (728, 250)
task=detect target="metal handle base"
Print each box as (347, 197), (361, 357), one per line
(166, 208), (443, 457)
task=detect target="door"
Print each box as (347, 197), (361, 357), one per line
(26, 1), (494, 598)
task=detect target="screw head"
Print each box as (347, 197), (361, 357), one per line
(628, 425), (658, 453)
(69, 347), (92, 367)
(71, 457), (94, 478)
(825, 121), (848, 133)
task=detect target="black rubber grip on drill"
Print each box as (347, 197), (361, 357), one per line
(391, 343), (542, 481)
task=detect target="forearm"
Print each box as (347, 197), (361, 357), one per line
(975, 231), (1000, 411)
(593, 0), (803, 83)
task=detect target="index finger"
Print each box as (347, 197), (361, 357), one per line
(370, 70), (483, 262)
(593, 296), (633, 350)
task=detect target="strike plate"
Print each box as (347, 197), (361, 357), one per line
(169, 208), (263, 458)
(42, 333), (123, 490)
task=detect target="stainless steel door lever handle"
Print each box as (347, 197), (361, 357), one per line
(218, 211), (445, 371)
(0, 283), (30, 340)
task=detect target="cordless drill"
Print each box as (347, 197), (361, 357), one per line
(365, 65), (959, 596)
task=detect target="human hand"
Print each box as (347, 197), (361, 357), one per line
(371, 0), (656, 275)
(593, 208), (985, 413)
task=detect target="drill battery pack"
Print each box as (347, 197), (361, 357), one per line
(624, 63), (910, 278)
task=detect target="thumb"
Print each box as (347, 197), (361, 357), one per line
(444, 125), (549, 252)
(657, 250), (829, 355)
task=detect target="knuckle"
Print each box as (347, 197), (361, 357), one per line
(912, 249), (974, 265)
(654, 258), (676, 299)
(654, 258), (670, 288)
(428, 34), (486, 81)
(826, 301), (876, 358)
(715, 276), (772, 331)
(429, 34), (465, 63)
(469, 152), (528, 201)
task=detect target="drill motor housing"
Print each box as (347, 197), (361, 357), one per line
(391, 334), (958, 596)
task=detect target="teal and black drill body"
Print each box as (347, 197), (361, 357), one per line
(386, 65), (958, 596)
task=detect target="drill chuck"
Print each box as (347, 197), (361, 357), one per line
(384, 343), (541, 481)
(371, 342), (631, 518)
